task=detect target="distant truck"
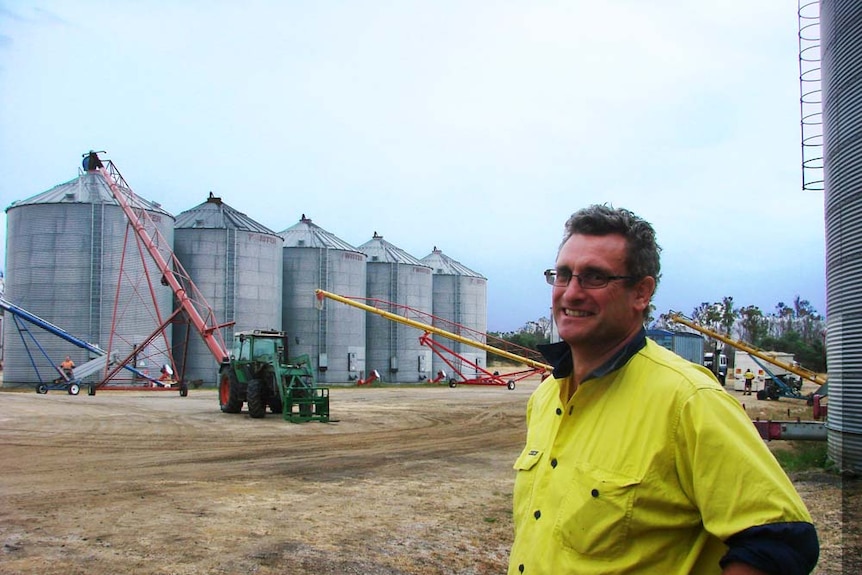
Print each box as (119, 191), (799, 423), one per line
(731, 351), (799, 394)
(647, 328), (727, 386)
(703, 351), (728, 386)
(647, 329), (705, 366)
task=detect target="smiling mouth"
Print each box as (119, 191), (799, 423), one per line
(563, 309), (592, 317)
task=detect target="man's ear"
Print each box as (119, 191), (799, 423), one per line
(632, 276), (657, 313)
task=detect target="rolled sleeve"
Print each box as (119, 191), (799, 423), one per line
(720, 522), (819, 575)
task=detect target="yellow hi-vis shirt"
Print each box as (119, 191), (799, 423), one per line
(508, 339), (813, 575)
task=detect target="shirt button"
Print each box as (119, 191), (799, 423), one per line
(534, 510), (541, 519)
(518, 564), (525, 573)
(591, 489), (600, 498)
(551, 458), (558, 468)
(556, 407), (562, 415)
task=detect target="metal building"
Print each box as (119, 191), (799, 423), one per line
(358, 233), (433, 383)
(821, 0), (862, 473)
(3, 165), (175, 387)
(645, 329), (704, 366)
(419, 247), (487, 379)
(173, 193), (283, 386)
(279, 215), (367, 384)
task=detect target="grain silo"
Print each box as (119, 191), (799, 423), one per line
(280, 215), (366, 384)
(3, 159), (175, 387)
(358, 232), (433, 383)
(821, 0), (862, 473)
(420, 247), (488, 379)
(173, 193), (283, 386)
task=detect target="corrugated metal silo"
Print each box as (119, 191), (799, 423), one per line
(173, 193), (283, 386)
(420, 247), (487, 380)
(359, 233), (433, 383)
(821, 0), (862, 473)
(3, 163), (174, 387)
(279, 215), (367, 384)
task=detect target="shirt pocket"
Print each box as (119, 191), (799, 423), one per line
(554, 464), (642, 557)
(512, 447), (543, 524)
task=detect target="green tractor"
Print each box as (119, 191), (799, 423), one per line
(218, 329), (329, 422)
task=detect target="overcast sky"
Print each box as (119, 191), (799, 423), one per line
(0, 1), (827, 332)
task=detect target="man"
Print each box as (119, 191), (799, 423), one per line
(58, 355), (75, 381)
(508, 205), (818, 575)
(744, 368), (756, 396)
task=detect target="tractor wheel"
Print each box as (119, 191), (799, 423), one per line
(179, 382), (189, 397)
(88, 383), (97, 396)
(68, 383), (80, 396)
(449, 379), (457, 388)
(247, 379), (266, 418)
(756, 389), (767, 401)
(219, 372), (242, 413)
(507, 380), (516, 390)
(36, 384), (48, 394)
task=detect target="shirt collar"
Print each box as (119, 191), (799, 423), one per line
(537, 328), (647, 382)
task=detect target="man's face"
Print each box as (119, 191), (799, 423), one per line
(552, 233), (653, 354)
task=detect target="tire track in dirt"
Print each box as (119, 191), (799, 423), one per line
(0, 387), (527, 492)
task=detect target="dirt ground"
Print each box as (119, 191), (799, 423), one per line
(0, 376), (858, 575)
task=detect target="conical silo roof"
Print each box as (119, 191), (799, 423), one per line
(279, 214), (361, 251)
(6, 171), (171, 216)
(420, 247), (485, 278)
(174, 193), (275, 233)
(358, 232), (425, 265)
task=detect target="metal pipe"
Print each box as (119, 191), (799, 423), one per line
(315, 289), (552, 373)
(669, 312), (827, 386)
(96, 161), (230, 363)
(752, 420), (827, 441)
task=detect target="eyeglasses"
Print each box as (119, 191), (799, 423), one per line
(544, 268), (635, 289)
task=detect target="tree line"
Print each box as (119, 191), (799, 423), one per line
(490, 295), (827, 373)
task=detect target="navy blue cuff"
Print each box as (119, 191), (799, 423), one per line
(720, 522), (819, 575)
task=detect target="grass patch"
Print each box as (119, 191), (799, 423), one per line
(773, 441), (829, 472)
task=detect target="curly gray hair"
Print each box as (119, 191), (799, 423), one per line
(561, 204), (662, 293)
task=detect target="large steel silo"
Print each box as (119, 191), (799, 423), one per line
(821, 0), (862, 473)
(3, 162), (175, 387)
(173, 193), (283, 386)
(280, 215), (367, 384)
(358, 233), (433, 383)
(420, 247), (488, 380)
